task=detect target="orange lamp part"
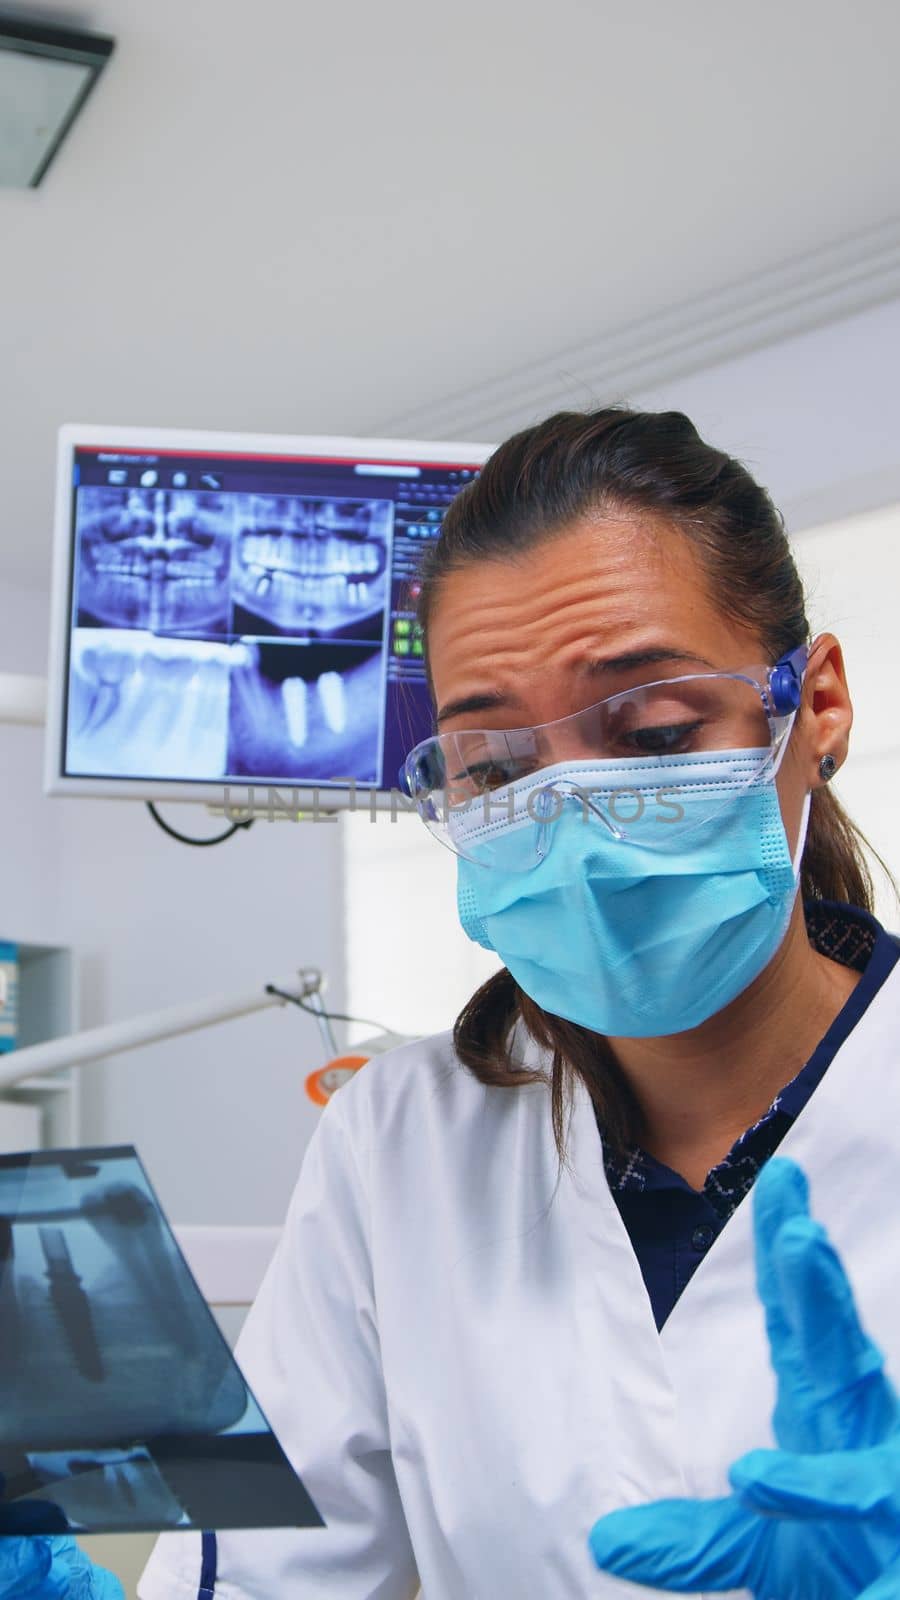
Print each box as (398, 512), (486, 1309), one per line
(305, 1054), (369, 1106)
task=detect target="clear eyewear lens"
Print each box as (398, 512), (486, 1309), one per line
(403, 668), (796, 869)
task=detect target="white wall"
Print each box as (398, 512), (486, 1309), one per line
(636, 296), (900, 534)
(793, 502), (900, 923)
(0, 583), (348, 1225)
(342, 809), (501, 1046)
(0, 585), (65, 939)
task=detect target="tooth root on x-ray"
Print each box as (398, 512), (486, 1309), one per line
(317, 670), (347, 735)
(78, 646), (138, 735)
(80, 683), (121, 735)
(282, 677), (308, 748)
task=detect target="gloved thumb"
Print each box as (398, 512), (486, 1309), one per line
(730, 1443), (896, 1520)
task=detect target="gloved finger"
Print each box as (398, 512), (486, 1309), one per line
(60, 1541), (126, 1600)
(589, 1495), (758, 1590)
(90, 1572), (126, 1600)
(753, 1159), (810, 1373)
(856, 1550), (900, 1600)
(752, 1159), (824, 1452)
(773, 1217), (898, 1447)
(0, 1536), (66, 1598)
(730, 1444), (896, 1520)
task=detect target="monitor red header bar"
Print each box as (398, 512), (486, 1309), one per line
(76, 446), (480, 470)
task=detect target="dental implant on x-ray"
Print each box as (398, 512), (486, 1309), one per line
(76, 487), (234, 635)
(231, 494), (391, 639)
(281, 671), (347, 748)
(227, 642), (381, 783)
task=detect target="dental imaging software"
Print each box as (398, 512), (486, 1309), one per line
(49, 432), (488, 798)
(0, 1147), (322, 1536)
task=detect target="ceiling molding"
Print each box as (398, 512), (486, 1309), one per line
(379, 217), (900, 443)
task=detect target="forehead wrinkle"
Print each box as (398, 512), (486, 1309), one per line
(472, 559), (639, 616)
(438, 574), (643, 650)
(435, 628), (662, 720)
(427, 518), (723, 706)
(437, 588), (648, 677)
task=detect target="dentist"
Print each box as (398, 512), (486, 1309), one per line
(142, 407), (899, 1597)
(12, 407), (898, 1598)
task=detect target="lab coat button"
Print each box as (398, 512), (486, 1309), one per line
(691, 1224), (715, 1251)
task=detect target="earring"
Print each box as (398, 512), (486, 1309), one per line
(819, 753), (837, 782)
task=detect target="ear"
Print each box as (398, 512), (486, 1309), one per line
(797, 634), (853, 788)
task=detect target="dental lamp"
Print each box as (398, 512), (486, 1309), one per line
(0, 959), (414, 1122)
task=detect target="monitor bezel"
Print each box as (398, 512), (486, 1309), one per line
(45, 423), (494, 809)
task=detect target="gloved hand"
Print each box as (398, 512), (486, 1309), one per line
(0, 1535), (124, 1598)
(588, 1156), (900, 1598)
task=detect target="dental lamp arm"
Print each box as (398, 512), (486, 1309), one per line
(0, 673), (47, 727)
(0, 968), (338, 1093)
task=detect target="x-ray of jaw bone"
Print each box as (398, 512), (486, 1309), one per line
(22, 1448), (186, 1530)
(66, 629), (246, 780)
(227, 642), (381, 782)
(231, 494), (391, 638)
(0, 1147), (323, 1537)
(0, 1166), (247, 1449)
(76, 487), (234, 635)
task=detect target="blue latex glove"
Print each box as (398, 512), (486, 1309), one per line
(589, 1157), (900, 1597)
(0, 1536), (124, 1598)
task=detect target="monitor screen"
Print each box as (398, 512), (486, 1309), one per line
(45, 426), (492, 806)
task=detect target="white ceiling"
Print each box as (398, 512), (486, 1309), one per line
(3, 0), (900, 586)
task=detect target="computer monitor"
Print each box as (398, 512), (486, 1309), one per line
(45, 425), (493, 808)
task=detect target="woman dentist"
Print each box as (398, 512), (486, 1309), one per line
(140, 406), (900, 1598)
(10, 407), (899, 1597)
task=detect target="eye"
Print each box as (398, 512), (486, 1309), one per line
(453, 757), (537, 794)
(618, 720), (705, 755)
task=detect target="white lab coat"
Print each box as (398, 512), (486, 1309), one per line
(139, 961), (900, 1599)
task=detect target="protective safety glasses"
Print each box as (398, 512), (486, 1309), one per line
(400, 644), (809, 869)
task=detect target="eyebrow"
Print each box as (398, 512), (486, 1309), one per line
(435, 648), (716, 724)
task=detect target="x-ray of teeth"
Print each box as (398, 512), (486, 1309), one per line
(20, 1449), (186, 1530)
(76, 487), (234, 635)
(227, 641), (381, 782)
(231, 493), (391, 640)
(66, 628), (246, 780)
(0, 1147), (322, 1536)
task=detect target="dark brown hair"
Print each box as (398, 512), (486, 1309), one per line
(416, 406), (888, 1159)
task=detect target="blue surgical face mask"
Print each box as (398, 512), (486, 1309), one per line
(456, 752), (811, 1038)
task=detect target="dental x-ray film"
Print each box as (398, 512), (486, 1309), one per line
(48, 431), (490, 801)
(0, 1146), (323, 1535)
